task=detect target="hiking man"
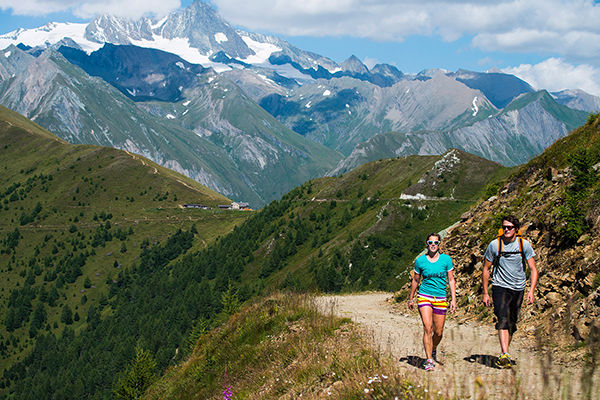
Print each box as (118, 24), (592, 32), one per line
(482, 215), (538, 368)
(408, 233), (457, 371)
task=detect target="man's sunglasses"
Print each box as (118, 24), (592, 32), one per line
(426, 240), (440, 245)
(502, 225), (516, 231)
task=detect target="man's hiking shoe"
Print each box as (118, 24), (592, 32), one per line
(431, 349), (437, 362)
(424, 359), (435, 371)
(495, 353), (513, 369)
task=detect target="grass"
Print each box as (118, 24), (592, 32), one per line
(0, 106), (249, 378)
(144, 293), (437, 400)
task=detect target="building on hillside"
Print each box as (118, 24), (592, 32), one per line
(217, 202), (252, 210)
(183, 204), (210, 209)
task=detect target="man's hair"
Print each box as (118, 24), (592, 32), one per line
(501, 214), (521, 229)
(426, 232), (441, 242)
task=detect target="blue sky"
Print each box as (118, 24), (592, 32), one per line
(1, 0), (600, 95)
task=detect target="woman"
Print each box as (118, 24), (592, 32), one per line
(408, 233), (457, 371)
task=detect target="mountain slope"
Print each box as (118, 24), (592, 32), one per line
(1, 144), (507, 398)
(260, 72), (497, 155)
(0, 45), (341, 207)
(449, 69), (535, 109)
(332, 90), (589, 173)
(426, 112), (600, 349)
(0, 105), (248, 385)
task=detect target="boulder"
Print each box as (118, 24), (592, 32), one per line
(546, 292), (562, 307)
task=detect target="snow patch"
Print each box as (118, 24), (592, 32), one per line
(214, 32), (228, 43)
(175, 61), (185, 69)
(0, 22), (103, 53)
(323, 89), (331, 96)
(166, 114), (176, 119)
(471, 96), (479, 117)
(151, 16), (168, 30)
(130, 35), (232, 73)
(239, 35), (281, 64)
(182, 100), (191, 106)
(305, 101), (312, 108)
(4, 51), (11, 57)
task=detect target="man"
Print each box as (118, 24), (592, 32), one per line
(482, 215), (538, 368)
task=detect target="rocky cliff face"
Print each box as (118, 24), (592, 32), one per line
(421, 116), (600, 353)
(331, 91), (589, 174)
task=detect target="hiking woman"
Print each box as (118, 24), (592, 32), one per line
(408, 233), (457, 371)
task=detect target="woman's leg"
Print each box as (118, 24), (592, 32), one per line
(418, 304), (434, 359)
(432, 311), (447, 351)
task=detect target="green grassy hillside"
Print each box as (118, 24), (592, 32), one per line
(1, 110), (507, 398)
(0, 105), (248, 384)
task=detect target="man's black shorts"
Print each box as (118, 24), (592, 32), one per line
(492, 286), (524, 334)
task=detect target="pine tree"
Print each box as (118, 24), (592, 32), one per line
(114, 346), (157, 400)
(221, 283), (240, 316)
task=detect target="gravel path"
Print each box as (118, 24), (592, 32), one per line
(316, 292), (597, 399)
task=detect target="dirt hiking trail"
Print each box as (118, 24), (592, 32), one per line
(317, 292), (598, 399)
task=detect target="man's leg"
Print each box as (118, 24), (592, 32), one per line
(498, 329), (511, 354)
(492, 287), (512, 356)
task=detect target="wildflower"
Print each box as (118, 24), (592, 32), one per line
(223, 385), (233, 400)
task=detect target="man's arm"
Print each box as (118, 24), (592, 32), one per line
(526, 257), (538, 304)
(482, 259), (492, 306)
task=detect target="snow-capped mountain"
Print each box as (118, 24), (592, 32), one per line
(0, 0), (594, 207)
(0, 44), (340, 206)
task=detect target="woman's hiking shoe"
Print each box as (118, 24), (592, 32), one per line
(495, 353), (513, 369)
(424, 359), (435, 371)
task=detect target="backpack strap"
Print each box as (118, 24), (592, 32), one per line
(493, 228), (528, 274)
(517, 235), (527, 272)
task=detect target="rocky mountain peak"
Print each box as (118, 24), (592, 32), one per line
(370, 63), (404, 80)
(85, 15), (154, 44)
(340, 55), (369, 74)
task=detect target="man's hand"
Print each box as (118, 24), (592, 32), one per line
(527, 290), (535, 305)
(482, 293), (491, 307)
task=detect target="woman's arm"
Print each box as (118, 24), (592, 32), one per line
(408, 272), (420, 310)
(448, 269), (457, 313)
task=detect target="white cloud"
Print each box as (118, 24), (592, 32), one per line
(0, 0), (181, 19)
(502, 58), (600, 97)
(362, 57), (379, 70)
(211, 0), (600, 61)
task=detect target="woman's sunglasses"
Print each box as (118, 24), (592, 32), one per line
(426, 240), (440, 245)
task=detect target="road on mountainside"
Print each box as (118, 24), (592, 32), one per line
(316, 293), (597, 399)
